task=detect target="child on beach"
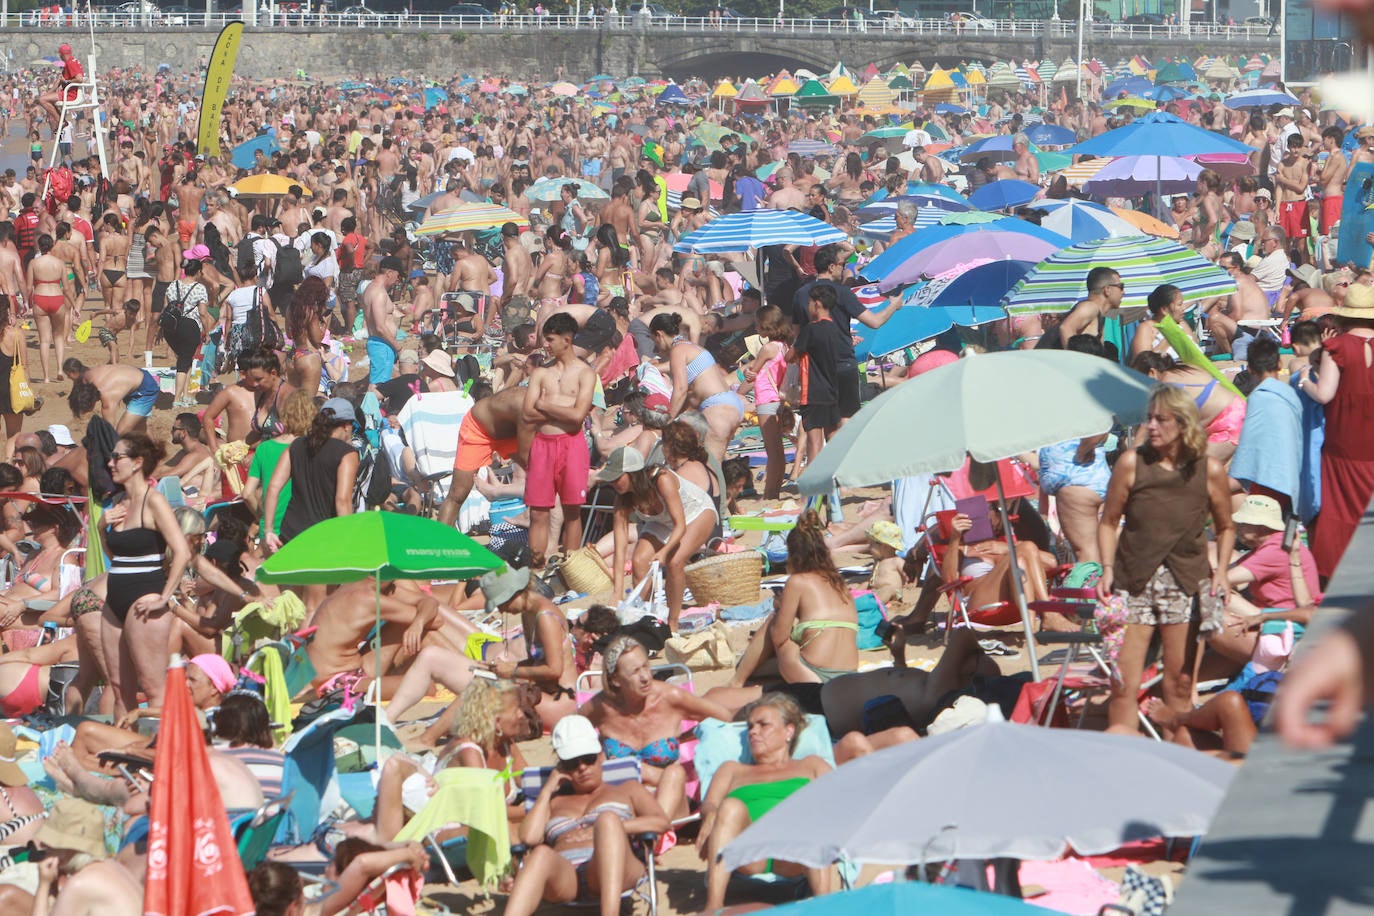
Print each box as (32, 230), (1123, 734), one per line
(99, 299), (140, 364)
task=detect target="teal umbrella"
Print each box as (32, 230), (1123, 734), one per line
(797, 351), (1154, 679)
(259, 511), (503, 749)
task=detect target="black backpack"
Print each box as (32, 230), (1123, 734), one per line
(353, 444), (393, 511)
(274, 239), (304, 287)
(235, 234), (257, 279)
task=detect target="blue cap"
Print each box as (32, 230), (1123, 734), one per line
(321, 397), (356, 423)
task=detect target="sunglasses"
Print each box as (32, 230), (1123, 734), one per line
(557, 753), (598, 772)
(1106, 283), (1125, 290)
(109, 451), (131, 462)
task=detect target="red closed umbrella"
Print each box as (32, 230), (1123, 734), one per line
(144, 660), (254, 916)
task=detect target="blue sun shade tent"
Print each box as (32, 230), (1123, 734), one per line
(656, 83), (691, 106)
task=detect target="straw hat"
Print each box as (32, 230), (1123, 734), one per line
(1333, 282), (1374, 318)
(34, 799), (107, 859)
(0, 724), (26, 786)
(1358, 125), (1374, 140)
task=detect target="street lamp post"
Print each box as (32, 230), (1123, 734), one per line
(1076, 0), (1086, 99)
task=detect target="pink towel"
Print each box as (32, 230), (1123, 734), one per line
(1017, 859), (1120, 915)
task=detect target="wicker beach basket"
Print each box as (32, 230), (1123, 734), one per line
(685, 552), (763, 607)
(556, 546), (614, 595)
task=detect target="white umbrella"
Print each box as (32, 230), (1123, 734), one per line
(720, 720), (1235, 871)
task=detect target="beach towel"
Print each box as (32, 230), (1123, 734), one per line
(397, 390), (475, 501)
(1230, 377), (1302, 501)
(394, 767), (511, 888)
(1291, 372), (1325, 523)
(893, 473), (954, 552)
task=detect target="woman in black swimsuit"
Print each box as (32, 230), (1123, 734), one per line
(99, 433), (193, 715)
(240, 349), (295, 442)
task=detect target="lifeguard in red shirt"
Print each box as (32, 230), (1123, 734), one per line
(38, 43), (85, 133)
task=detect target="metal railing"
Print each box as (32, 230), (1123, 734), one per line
(8, 9), (1280, 39)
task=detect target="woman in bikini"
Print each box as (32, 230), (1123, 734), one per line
(1132, 351), (1247, 462)
(286, 276), (329, 398)
(593, 224), (633, 306)
(241, 349), (296, 446)
(505, 714), (669, 916)
(0, 500), (79, 633)
(649, 311), (744, 460)
(0, 635), (78, 719)
(581, 635), (730, 819)
(534, 227), (574, 310)
(97, 213), (130, 319)
(27, 234), (70, 383)
(124, 200), (158, 339)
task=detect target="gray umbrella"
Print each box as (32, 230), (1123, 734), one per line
(720, 721), (1235, 870)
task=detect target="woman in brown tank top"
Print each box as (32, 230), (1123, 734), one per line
(1096, 385), (1235, 739)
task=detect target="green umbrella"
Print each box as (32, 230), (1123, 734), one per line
(258, 511), (503, 749)
(797, 350), (1153, 679)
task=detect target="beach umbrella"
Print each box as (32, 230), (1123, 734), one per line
(719, 720), (1233, 870)
(1068, 111), (1252, 214)
(588, 73), (616, 83)
(788, 138), (839, 158)
(230, 173), (306, 198)
(144, 659), (255, 916)
(550, 81), (579, 97)
(1193, 152), (1257, 181)
(1031, 199), (1142, 243)
(1106, 96), (1158, 111)
(853, 298), (1006, 359)
(969, 179), (1040, 211)
(1153, 85), (1195, 103)
(1225, 87), (1300, 108)
(935, 102), (969, 115)
(672, 209), (845, 254)
(856, 208), (997, 241)
(856, 193), (970, 220)
(1002, 235), (1236, 318)
(259, 511), (502, 750)
(525, 176), (609, 203)
(1023, 123), (1076, 147)
(691, 122), (735, 152)
(229, 133), (280, 170)
(907, 181), (969, 204)
(404, 189), (444, 213)
(1058, 157), (1113, 187)
(905, 258), (1036, 308)
(415, 202), (528, 236)
(1082, 154), (1204, 197)
(862, 220), (1070, 291)
(1109, 207), (1181, 238)
(959, 136), (1017, 163)
(792, 352), (1154, 678)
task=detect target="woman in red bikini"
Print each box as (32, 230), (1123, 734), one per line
(26, 233), (71, 383)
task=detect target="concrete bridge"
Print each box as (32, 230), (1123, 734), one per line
(8, 22), (1279, 82)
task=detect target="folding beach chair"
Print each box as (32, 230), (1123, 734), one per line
(513, 758), (660, 916)
(397, 389), (475, 521)
(232, 793), (295, 870)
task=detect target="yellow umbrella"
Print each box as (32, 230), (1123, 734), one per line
(828, 74), (859, 96)
(1110, 206), (1180, 239)
(924, 68), (955, 90)
(415, 202), (528, 237)
(712, 80), (738, 98)
(231, 174), (311, 198)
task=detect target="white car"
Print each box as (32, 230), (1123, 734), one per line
(875, 9), (916, 28)
(949, 10), (996, 30)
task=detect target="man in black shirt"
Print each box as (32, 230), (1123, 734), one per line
(791, 243), (897, 421)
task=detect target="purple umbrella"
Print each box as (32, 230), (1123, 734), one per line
(864, 223), (1068, 291)
(1082, 155), (1203, 197)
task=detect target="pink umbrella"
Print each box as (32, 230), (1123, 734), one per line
(663, 172), (725, 199)
(478, 80), (500, 93)
(1193, 153), (1256, 181)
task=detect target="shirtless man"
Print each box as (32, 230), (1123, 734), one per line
(1278, 264), (1334, 326)
(0, 223), (26, 306)
(1050, 266), (1124, 344)
(1209, 251), (1275, 354)
(50, 222), (87, 331)
(204, 193), (241, 246)
(144, 222), (178, 357)
(501, 221), (534, 323)
(160, 412), (216, 494)
(428, 180), (465, 218)
(451, 240), (497, 305)
(1012, 133), (1040, 185)
(909, 146), (945, 184)
(62, 358), (160, 434)
(303, 577), (447, 694)
(521, 312), (595, 568)
(364, 256), (404, 386)
(766, 167), (806, 210)
(599, 176), (638, 240)
(276, 185), (309, 236)
(1274, 133), (1312, 262)
(201, 372), (255, 453)
(1317, 125), (1349, 238)
(638, 266), (687, 312)
(437, 385), (526, 526)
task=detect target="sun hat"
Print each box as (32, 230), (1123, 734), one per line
(46, 424), (75, 447)
(1358, 125), (1374, 140)
(1232, 494), (1285, 531)
(34, 799), (107, 859)
(479, 565), (532, 614)
(0, 724), (27, 786)
(594, 446), (646, 483)
(1274, 107), (1294, 118)
(1287, 264), (1321, 289)
(680, 196), (702, 210)
(551, 715), (601, 760)
(182, 244), (212, 261)
(321, 397), (357, 423)
(1334, 282), (1374, 318)
(866, 520), (905, 552)
(421, 350), (456, 378)
(1254, 187), (1272, 200)
(1228, 221), (1256, 242)
(189, 653), (237, 694)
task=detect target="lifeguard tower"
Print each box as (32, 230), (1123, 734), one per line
(41, 31), (110, 201)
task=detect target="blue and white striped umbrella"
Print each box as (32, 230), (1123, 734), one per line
(1031, 199), (1143, 243)
(857, 207), (996, 241)
(673, 210), (846, 253)
(788, 139), (838, 158)
(1225, 88), (1301, 109)
(856, 194), (970, 221)
(1001, 235), (1237, 316)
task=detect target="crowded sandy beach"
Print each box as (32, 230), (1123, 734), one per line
(0, 16), (1370, 915)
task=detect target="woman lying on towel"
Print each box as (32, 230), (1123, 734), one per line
(581, 635), (731, 819)
(0, 500), (81, 633)
(505, 715), (670, 916)
(699, 692), (832, 912)
(704, 512), (859, 716)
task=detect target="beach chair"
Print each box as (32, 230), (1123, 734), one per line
(512, 758), (660, 916)
(231, 793), (295, 870)
(397, 389), (475, 517)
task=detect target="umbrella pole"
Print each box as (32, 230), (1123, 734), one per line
(995, 476), (1040, 682)
(375, 574), (382, 757)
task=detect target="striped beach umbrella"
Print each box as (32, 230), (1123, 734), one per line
(673, 210), (846, 254)
(414, 203), (527, 236)
(1031, 199), (1142, 243)
(1001, 236), (1237, 317)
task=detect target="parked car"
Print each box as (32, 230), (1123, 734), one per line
(1123, 12), (1165, 25)
(337, 3), (385, 21)
(626, 2), (674, 21)
(446, 2), (494, 16)
(948, 9), (995, 29)
(1243, 15), (1275, 28)
(875, 8), (916, 27)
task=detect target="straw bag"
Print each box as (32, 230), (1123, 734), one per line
(555, 546), (613, 595)
(685, 553), (762, 607)
(665, 622), (736, 671)
(9, 337), (33, 414)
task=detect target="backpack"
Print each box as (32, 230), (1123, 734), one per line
(235, 234), (257, 279)
(156, 279), (188, 340)
(273, 239), (303, 287)
(353, 443), (393, 511)
(244, 287), (284, 352)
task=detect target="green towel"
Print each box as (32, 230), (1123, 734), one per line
(395, 767), (511, 888)
(248, 645), (293, 742)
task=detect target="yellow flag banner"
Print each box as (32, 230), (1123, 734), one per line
(197, 21), (244, 159)
(1157, 314), (1244, 398)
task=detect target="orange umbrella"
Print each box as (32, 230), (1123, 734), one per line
(144, 659), (254, 916)
(1110, 206), (1180, 239)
